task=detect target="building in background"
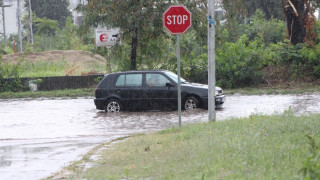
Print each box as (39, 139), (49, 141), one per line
(69, 0), (84, 26)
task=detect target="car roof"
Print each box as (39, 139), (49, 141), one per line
(106, 70), (171, 76)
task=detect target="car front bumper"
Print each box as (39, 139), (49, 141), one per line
(200, 95), (226, 108)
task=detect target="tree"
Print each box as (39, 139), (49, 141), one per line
(282, 0), (320, 45)
(25, 0), (72, 27)
(245, 0), (283, 20)
(34, 17), (60, 50)
(79, 0), (207, 70)
(222, 0), (283, 21)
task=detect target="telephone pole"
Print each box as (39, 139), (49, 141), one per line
(0, 0), (11, 49)
(208, 0), (216, 121)
(17, 0), (22, 52)
(28, 0), (33, 45)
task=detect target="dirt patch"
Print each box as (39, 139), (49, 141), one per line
(2, 50), (106, 66)
(2, 50), (107, 76)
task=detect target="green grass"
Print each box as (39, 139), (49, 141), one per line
(11, 58), (106, 77)
(225, 85), (320, 95)
(19, 59), (69, 77)
(0, 88), (95, 99)
(58, 112), (320, 180)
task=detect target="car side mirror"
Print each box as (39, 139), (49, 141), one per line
(166, 82), (174, 87)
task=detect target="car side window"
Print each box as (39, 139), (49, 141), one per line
(146, 73), (171, 87)
(116, 74), (142, 87)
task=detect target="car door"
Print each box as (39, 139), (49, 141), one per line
(145, 73), (176, 110)
(115, 73), (144, 110)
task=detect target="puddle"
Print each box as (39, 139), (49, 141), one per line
(0, 93), (320, 179)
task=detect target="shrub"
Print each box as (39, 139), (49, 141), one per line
(0, 60), (23, 92)
(215, 35), (264, 88)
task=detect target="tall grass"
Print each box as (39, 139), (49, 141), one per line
(18, 59), (106, 77)
(65, 112), (320, 180)
(19, 59), (69, 77)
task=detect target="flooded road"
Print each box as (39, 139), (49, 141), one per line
(0, 93), (320, 179)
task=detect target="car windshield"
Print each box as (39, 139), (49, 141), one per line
(164, 71), (187, 84)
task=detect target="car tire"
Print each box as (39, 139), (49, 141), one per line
(183, 96), (199, 110)
(105, 99), (122, 112)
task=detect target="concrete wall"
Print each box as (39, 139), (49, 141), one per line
(20, 74), (104, 91)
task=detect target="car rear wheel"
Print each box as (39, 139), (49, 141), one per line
(105, 99), (122, 112)
(183, 96), (199, 110)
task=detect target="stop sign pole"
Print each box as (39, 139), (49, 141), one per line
(163, 5), (192, 127)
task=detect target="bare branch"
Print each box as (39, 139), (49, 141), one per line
(288, 0), (299, 17)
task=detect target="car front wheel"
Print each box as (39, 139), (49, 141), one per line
(183, 96), (199, 110)
(105, 99), (122, 112)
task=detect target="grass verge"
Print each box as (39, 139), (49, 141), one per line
(57, 112), (320, 180)
(225, 84), (320, 95)
(0, 88), (95, 99)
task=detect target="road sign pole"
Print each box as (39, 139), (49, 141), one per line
(208, 0), (216, 121)
(177, 34), (182, 128)
(163, 5), (191, 127)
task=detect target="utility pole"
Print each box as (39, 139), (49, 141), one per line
(28, 0), (33, 45)
(0, 0), (11, 49)
(17, 0), (22, 52)
(208, 0), (216, 121)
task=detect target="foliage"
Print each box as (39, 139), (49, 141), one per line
(223, 0), (284, 20)
(216, 35), (264, 88)
(34, 17), (60, 50)
(78, 0), (207, 70)
(0, 60), (22, 92)
(299, 135), (320, 180)
(244, 0), (283, 20)
(34, 17), (60, 36)
(53, 17), (91, 51)
(241, 10), (286, 46)
(25, 0), (72, 28)
(300, 44), (320, 77)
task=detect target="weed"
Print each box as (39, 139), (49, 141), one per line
(299, 135), (320, 180)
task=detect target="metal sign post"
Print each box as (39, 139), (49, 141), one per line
(177, 35), (182, 127)
(163, 5), (192, 128)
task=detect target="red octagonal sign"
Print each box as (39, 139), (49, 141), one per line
(163, 5), (192, 34)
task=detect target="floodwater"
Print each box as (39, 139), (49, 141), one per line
(0, 93), (320, 180)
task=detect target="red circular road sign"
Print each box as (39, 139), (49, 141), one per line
(163, 5), (192, 34)
(99, 33), (109, 42)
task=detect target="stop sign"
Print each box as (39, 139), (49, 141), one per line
(163, 5), (192, 34)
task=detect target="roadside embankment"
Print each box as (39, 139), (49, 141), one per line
(50, 112), (320, 179)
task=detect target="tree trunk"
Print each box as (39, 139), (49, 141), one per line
(130, 27), (138, 70)
(283, 0), (306, 45)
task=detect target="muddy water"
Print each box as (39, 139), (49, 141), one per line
(0, 93), (320, 180)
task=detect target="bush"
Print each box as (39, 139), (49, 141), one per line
(216, 35), (264, 88)
(300, 44), (320, 77)
(0, 60), (23, 92)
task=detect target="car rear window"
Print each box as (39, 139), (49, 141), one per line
(116, 74), (142, 87)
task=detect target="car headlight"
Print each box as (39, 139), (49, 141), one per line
(215, 89), (224, 95)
